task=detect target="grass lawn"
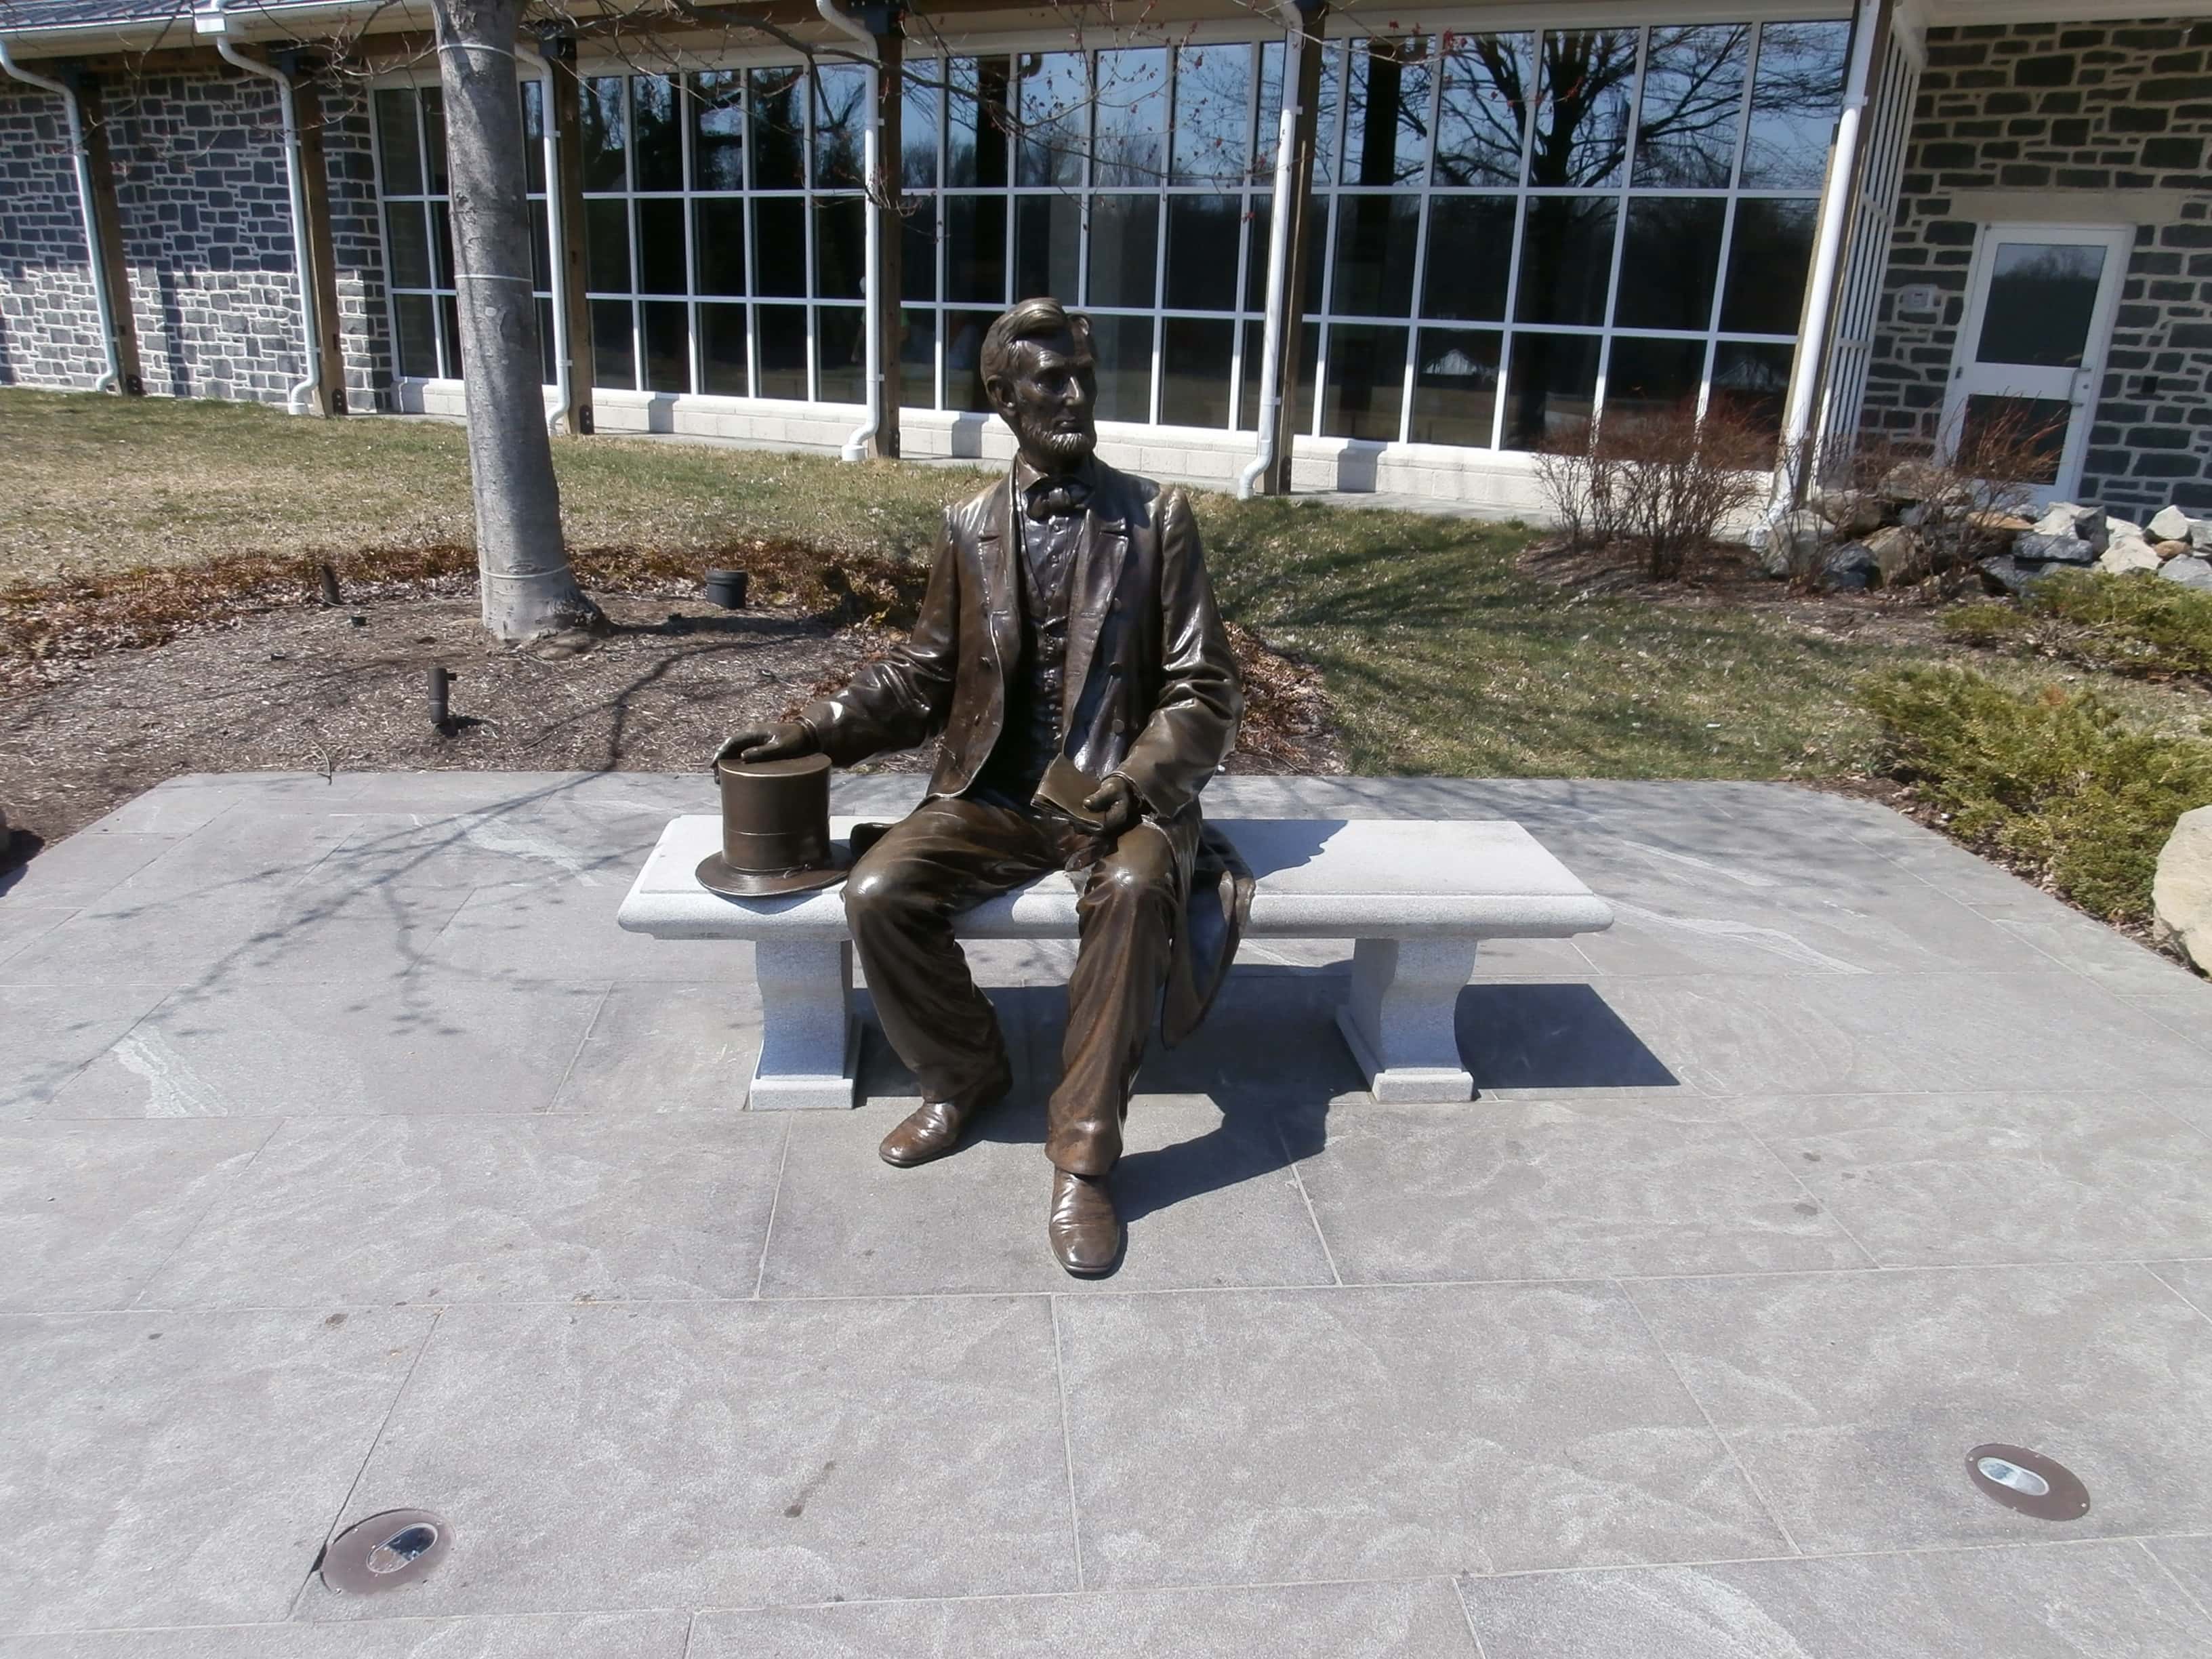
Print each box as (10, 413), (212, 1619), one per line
(3, 386), (2205, 790)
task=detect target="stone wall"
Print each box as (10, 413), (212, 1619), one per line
(1862, 18), (2212, 515)
(0, 63), (392, 409)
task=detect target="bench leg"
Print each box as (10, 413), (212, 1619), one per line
(748, 938), (858, 1110)
(1335, 937), (1477, 1104)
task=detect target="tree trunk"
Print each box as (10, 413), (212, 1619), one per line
(433, 0), (600, 642)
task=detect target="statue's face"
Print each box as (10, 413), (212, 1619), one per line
(989, 329), (1097, 472)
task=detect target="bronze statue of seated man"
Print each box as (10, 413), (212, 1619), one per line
(716, 297), (1247, 1275)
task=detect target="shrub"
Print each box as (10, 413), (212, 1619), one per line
(2025, 567), (2212, 678)
(1936, 602), (2037, 649)
(1862, 665), (2212, 924)
(1535, 406), (1769, 579)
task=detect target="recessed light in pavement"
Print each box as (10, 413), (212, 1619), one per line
(320, 1509), (452, 1595)
(1966, 1444), (2090, 1521)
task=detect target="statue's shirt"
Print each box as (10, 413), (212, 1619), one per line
(972, 459), (1090, 804)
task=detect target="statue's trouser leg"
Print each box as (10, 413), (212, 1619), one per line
(1048, 823), (1178, 1179)
(844, 797), (1056, 1108)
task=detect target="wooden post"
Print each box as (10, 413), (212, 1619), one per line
(1263, 1), (1327, 497)
(546, 35), (594, 434)
(288, 64), (349, 415)
(70, 74), (144, 396)
(869, 22), (903, 459)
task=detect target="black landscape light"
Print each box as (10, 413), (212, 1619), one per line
(703, 568), (749, 609)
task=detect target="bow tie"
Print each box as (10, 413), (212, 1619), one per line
(1025, 479), (1090, 520)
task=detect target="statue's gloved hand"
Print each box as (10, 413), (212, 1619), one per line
(712, 720), (819, 769)
(1082, 773), (1144, 838)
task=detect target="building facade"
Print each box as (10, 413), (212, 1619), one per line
(3, 0), (2210, 516)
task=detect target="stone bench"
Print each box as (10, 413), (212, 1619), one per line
(618, 815), (1615, 1108)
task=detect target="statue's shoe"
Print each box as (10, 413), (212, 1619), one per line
(1047, 1169), (1124, 1277)
(878, 1060), (1011, 1167)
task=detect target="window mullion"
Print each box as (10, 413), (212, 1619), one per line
(1698, 24), (1766, 423)
(1400, 40), (1443, 446)
(1594, 25), (1651, 432)
(743, 74), (760, 398)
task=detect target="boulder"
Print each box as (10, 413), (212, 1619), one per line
(2013, 531), (2097, 565)
(1978, 554), (2042, 595)
(2099, 535), (2163, 575)
(2195, 518), (2212, 553)
(2156, 539), (2192, 560)
(1820, 541), (1879, 591)
(1813, 489), (1884, 537)
(1758, 508), (1827, 579)
(2108, 515), (2146, 541)
(2030, 501), (2108, 552)
(1866, 523), (1925, 583)
(2160, 555), (2212, 590)
(2148, 504), (2197, 541)
(1879, 459), (1950, 504)
(2153, 804), (2212, 975)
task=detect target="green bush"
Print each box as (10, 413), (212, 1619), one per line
(1937, 603), (2036, 649)
(2024, 567), (2212, 677)
(1862, 665), (2212, 924)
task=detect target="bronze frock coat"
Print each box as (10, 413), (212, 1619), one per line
(798, 459), (1250, 1046)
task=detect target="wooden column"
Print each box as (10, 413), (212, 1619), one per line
(70, 74), (144, 396)
(868, 22), (903, 459)
(546, 35), (594, 434)
(1262, 0), (1327, 497)
(287, 65), (348, 415)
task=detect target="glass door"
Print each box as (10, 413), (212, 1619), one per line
(1940, 223), (2132, 505)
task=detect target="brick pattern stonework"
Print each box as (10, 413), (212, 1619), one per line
(1862, 18), (2212, 514)
(0, 63), (392, 409)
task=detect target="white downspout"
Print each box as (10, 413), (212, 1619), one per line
(1237, 12), (1308, 500)
(817, 0), (880, 462)
(198, 1), (322, 415)
(514, 39), (573, 436)
(1776, 0), (1881, 498)
(0, 37), (121, 393)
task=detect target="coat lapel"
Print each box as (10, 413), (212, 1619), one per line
(1061, 483), (1130, 737)
(976, 470), (1019, 670)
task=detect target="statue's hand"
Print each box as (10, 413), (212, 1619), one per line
(1082, 774), (1143, 838)
(712, 721), (819, 769)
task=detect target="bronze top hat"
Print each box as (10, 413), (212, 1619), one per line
(697, 752), (853, 899)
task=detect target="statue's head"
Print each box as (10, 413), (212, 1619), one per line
(981, 298), (1097, 473)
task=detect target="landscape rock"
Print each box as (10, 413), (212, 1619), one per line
(1977, 554), (2043, 595)
(1879, 459), (1950, 504)
(2196, 518), (2212, 552)
(2153, 805), (2212, 975)
(2160, 555), (2212, 590)
(1820, 541), (1879, 591)
(1813, 489), (1883, 537)
(2108, 516), (2145, 541)
(2149, 504), (2197, 541)
(1758, 508), (1827, 579)
(1865, 524), (1925, 583)
(2156, 539), (2192, 560)
(2098, 535), (2162, 575)
(2013, 531), (2096, 565)
(2030, 502), (2108, 552)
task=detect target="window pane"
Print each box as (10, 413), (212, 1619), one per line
(1166, 195), (1242, 312)
(1244, 198), (1326, 315)
(691, 70), (745, 191)
(1435, 35), (1533, 187)
(1633, 25), (1749, 188)
(749, 67), (806, 190)
(903, 63), (940, 189)
(1239, 319), (1317, 432)
(1344, 38), (1432, 186)
(947, 194), (1007, 304)
(1172, 43), (1254, 184)
(432, 201), (455, 288)
(642, 300), (689, 392)
(1514, 195), (1614, 326)
(814, 63), (868, 188)
(1719, 197), (1816, 333)
(757, 303), (808, 399)
(375, 89), (422, 196)
(1094, 47), (1168, 186)
(581, 77), (626, 192)
(1322, 322), (1407, 440)
(1503, 331), (1599, 449)
(1329, 193), (1419, 317)
(1708, 340), (1793, 436)
(521, 80), (547, 195)
(1614, 197), (1725, 331)
(700, 301), (748, 395)
(1017, 51), (1088, 186)
(754, 197), (806, 298)
(695, 199), (745, 296)
(817, 306), (865, 403)
(529, 198), (551, 291)
(901, 199), (937, 301)
(1420, 195), (1513, 321)
(1088, 312), (1153, 422)
(637, 199), (687, 295)
(900, 306), (937, 408)
(1411, 327), (1502, 445)
(1162, 316), (1235, 428)
(1530, 29), (1637, 189)
(591, 297), (634, 389)
(1256, 40), (1286, 176)
(1087, 194), (1159, 308)
(394, 292), (438, 377)
(813, 197), (865, 300)
(585, 198), (630, 293)
(1960, 394), (2068, 483)
(1742, 21), (1849, 189)
(440, 292), (462, 375)
(633, 75), (681, 190)
(945, 308), (998, 409)
(1977, 241), (2108, 367)
(1311, 41), (1342, 185)
(386, 203), (432, 289)
(537, 295), (555, 384)
(1604, 335), (1704, 420)
(1015, 193), (1080, 302)
(422, 89), (449, 194)
(947, 57), (1010, 188)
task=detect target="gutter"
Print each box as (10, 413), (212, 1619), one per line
(815, 0), (880, 462)
(514, 37), (574, 436)
(0, 37), (123, 392)
(1237, 5), (1311, 500)
(197, 0), (323, 415)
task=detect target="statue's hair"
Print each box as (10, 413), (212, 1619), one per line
(980, 298), (1092, 397)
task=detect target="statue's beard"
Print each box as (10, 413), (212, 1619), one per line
(1021, 421), (1096, 469)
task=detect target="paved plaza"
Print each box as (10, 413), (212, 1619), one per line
(4, 769), (2212, 1656)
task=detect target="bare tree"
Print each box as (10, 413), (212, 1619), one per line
(434, 0), (601, 642)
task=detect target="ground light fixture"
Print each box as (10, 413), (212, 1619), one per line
(1966, 1445), (2090, 1521)
(704, 569), (749, 609)
(320, 1509), (452, 1594)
